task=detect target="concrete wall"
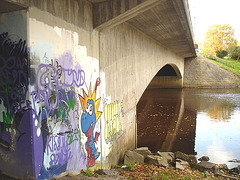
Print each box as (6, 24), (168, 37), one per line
(0, 0), (185, 179)
(148, 76), (182, 88)
(0, 10), (34, 179)
(99, 22), (185, 165)
(28, 5), (102, 179)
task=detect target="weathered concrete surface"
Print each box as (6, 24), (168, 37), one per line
(0, 0), (193, 179)
(94, 0), (196, 57)
(100, 22), (185, 165)
(184, 56), (239, 88)
(149, 76), (182, 88)
(2, 0), (93, 31)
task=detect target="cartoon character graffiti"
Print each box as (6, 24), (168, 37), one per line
(79, 78), (102, 168)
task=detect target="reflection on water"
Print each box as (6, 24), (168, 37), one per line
(137, 88), (240, 168)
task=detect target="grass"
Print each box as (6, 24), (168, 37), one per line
(112, 163), (222, 180)
(80, 169), (105, 178)
(81, 163), (239, 179)
(207, 56), (240, 78)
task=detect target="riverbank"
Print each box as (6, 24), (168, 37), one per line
(184, 56), (239, 88)
(52, 147), (240, 180)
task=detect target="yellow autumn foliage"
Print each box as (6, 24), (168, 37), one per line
(201, 24), (237, 56)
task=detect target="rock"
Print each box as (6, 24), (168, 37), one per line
(144, 155), (159, 165)
(191, 161), (215, 172)
(212, 165), (220, 174)
(133, 147), (152, 157)
(190, 163), (207, 172)
(124, 150), (144, 164)
(217, 164), (229, 170)
(214, 172), (238, 180)
(96, 169), (118, 176)
(155, 156), (169, 168)
(174, 151), (197, 164)
(229, 165), (240, 175)
(156, 152), (174, 162)
(198, 156), (210, 162)
(154, 152), (175, 167)
(198, 161), (216, 170)
(175, 159), (190, 170)
(229, 159), (240, 163)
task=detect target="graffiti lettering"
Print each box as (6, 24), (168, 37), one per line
(0, 32), (27, 58)
(36, 64), (85, 93)
(0, 32), (29, 148)
(104, 101), (122, 141)
(47, 135), (72, 166)
(0, 56), (28, 113)
(10, 100), (32, 114)
(32, 89), (76, 131)
(66, 128), (81, 145)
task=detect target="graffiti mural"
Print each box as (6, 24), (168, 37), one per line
(104, 101), (123, 142)
(46, 135), (72, 166)
(31, 56), (85, 135)
(79, 79), (102, 168)
(0, 32), (29, 151)
(30, 52), (88, 179)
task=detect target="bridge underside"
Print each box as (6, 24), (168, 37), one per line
(148, 64), (183, 89)
(93, 0), (196, 58)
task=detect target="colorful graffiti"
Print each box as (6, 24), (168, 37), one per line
(46, 135), (72, 166)
(104, 101), (123, 142)
(79, 80), (102, 168)
(30, 52), (87, 179)
(66, 128), (81, 145)
(0, 32), (29, 151)
(31, 57), (85, 136)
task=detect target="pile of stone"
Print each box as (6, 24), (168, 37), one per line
(124, 147), (240, 180)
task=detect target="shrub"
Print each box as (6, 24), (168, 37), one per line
(216, 49), (228, 58)
(227, 45), (240, 60)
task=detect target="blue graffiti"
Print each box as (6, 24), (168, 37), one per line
(81, 99), (100, 168)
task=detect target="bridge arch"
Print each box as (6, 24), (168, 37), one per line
(136, 63), (184, 151)
(148, 63), (183, 89)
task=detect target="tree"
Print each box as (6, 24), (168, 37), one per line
(216, 49), (228, 58)
(201, 24), (237, 56)
(227, 45), (240, 60)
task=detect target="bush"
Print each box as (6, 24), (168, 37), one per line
(227, 45), (240, 60)
(216, 49), (228, 58)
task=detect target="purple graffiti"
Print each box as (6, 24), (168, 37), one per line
(31, 62), (84, 117)
(0, 56), (28, 114)
(36, 63), (85, 92)
(47, 135), (72, 166)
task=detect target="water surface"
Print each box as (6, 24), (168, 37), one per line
(137, 88), (240, 168)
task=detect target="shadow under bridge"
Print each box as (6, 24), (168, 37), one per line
(148, 64), (183, 89)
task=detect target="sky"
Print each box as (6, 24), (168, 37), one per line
(188, 0), (240, 44)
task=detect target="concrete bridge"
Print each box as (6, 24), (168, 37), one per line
(0, 0), (196, 179)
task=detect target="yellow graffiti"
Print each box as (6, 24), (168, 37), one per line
(104, 101), (122, 140)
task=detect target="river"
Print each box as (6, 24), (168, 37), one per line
(137, 88), (240, 168)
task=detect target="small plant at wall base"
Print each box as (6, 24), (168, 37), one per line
(80, 169), (105, 178)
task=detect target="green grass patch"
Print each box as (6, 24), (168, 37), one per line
(207, 56), (240, 78)
(80, 169), (105, 178)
